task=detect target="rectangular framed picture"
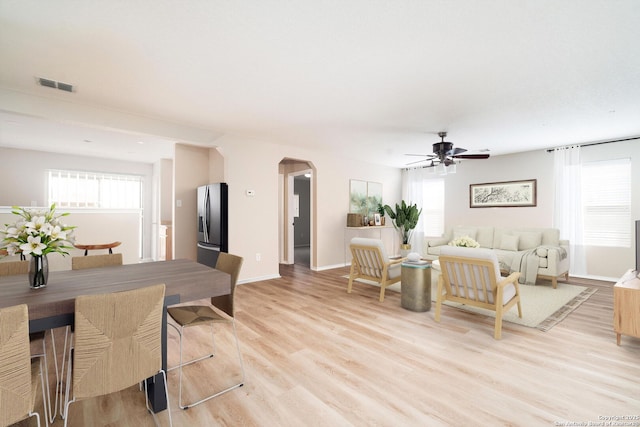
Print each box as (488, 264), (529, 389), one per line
(374, 213), (381, 226)
(349, 180), (383, 217)
(470, 179), (537, 208)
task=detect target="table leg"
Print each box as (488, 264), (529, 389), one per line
(146, 294), (179, 413)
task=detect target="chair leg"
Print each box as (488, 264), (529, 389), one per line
(434, 277), (444, 322)
(167, 322), (215, 372)
(516, 299), (523, 318)
(59, 327), (72, 419)
(170, 320), (245, 409)
(62, 343), (75, 427)
(31, 330), (58, 425)
(347, 263), (356, 294)
(28, 358), (46, 427)
(40, 332), (56, 425)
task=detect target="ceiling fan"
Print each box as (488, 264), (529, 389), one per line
(406, 132), (490, 167)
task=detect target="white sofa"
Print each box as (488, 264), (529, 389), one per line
(424, 225), (569, 288)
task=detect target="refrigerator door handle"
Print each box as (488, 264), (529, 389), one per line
(203, 186), (210, 243)
(197, 243), (220, 251)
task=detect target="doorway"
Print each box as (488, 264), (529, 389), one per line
(293, 174), (311, 266)
(278, 158), (316, 269)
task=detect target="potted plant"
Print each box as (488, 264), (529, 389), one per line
(383, 201), (421, 254)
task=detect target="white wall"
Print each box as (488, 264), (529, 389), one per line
(436, 140), (640, 279)
(0, 147), (154, 262)
(440, 148), (554, 229)
(213, 135), (402, 280)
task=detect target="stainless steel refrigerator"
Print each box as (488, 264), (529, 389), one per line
(197, 183), (228, 268)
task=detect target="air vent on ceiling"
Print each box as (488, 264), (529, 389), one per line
(37, 77), (75, 93)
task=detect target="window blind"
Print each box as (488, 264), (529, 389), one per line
(581, 158), (631, 247)
(422, 178), (445, 237)
(48, 169), (143, 209)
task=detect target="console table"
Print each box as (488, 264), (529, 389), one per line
(613, 269), (640, 345)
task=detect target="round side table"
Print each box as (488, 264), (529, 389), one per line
(401, 261), (432, 312)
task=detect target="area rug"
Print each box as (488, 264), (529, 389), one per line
(343, 275), (597, 331)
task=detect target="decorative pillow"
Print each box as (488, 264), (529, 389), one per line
(453, 228), (477, 241)
(536, 247), (549, 257)
(499, 234), (519, 251)
(516, 231), (543, 251)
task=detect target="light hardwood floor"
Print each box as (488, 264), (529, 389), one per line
(17, 264), (640, 426)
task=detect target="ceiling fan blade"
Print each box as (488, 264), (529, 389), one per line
(405, 158), (430, 166)
(450, 147), (467, 155)
(405, 153), (437, 158)
(452, 153), (490, 159)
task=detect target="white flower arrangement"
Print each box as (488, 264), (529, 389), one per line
(0, 204), (76, 257)
(448, 235), (480, 248)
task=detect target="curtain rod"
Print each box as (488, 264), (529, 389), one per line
(546, 136), (640, 152)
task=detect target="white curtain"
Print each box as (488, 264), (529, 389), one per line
(553, 146), (587, 275)
(402, 167), (429, 254)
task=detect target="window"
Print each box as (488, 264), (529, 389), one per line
(421, 178), (445, 237)
(581, 158), (631, 247)
(48, 169), (143, 209)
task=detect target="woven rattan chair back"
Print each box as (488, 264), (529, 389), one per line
(0, 260), (29, 276)
(71, 253), (123, 270)
(210, 252), (243, 317)
(0, 304), (42, 427)
(71, 283), (165, 398)
(1, 259), (59, 424)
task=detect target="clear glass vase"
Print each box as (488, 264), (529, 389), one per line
(29, 254), (49, 289)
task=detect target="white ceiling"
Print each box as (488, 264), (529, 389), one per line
(1, 1), (639, 167)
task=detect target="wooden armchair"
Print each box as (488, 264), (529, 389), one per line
(348, 237), (403, 302)
(435, 246), (522, 339)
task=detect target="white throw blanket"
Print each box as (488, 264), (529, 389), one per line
(510, 248), (539, 286)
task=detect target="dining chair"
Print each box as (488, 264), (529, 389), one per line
(435, 245), (523, 339)
(0, 303), (48, 427)
(167, 252), (245, 409)
(62, 283), (172, 426)
(58, 252), (125, 418)
(71, 253), (123, 270)
(0, 259), (58, 424)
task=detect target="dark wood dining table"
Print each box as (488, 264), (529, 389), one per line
(0, 258), (230, 413)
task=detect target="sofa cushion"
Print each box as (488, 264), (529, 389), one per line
(514, 231), (543, 251)
(453, 227), (477, 241)
(499, 234), (519, 251)
(540, 228), (560, 246)
(475, 227), (495, 248)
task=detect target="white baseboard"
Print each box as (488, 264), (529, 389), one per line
(314, 263), (348, 271)
(237, 274), (281, 285)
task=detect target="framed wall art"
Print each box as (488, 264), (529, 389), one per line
(349, 180), (383, 216)
(470, 179), (537, 208)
